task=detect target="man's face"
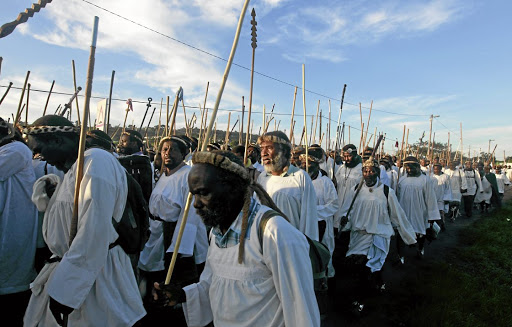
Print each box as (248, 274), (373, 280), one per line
(433, 165), (442, 175)
(363, 166), (378, 186)
(405, 163), (421, 177)
(247, 146), (259, 163)
(117, 134), (138, 155)
(465, 162), (472, 170)
(440, 159), (446, 166)
(300, 157), (319, 178)
(160, 140), (183, 170)
(343, 152), (354, 165)
(28, 134), (75, 172)
(420, 159), (426, 167)
(449, 162), (456, 170)
(189, 164), (236, 228)
(261, 141), (287, 173)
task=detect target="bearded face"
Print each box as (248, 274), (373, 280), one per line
(363, 166), (378, 186)
(260, 141), (288, 174)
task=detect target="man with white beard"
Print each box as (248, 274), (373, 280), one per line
(256, 131), (319, 240)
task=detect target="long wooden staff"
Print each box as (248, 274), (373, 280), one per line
(224, 112), (231, 147)
(404, 128), (409, 157)
(139, 97), (153, 133)
(122, 98), (132, 132)
(165, 0), (250, 285)
(71, 60), (81, 125)
(144, 104), (157, 141)
(169, 87), (183, 136)
(0, 82), (13, 106)
(396, 125), (406, 184)
(327, 99), (331, 150)
(14, 71), (30, 127)
(243, 8), (257, 165)
(289, 86), (297, 140)
(181, 98), (189, 137)
(311, 100), (320, 145)
(25, 83), (30, 127)
(105, 71), (115, 135)
(41, 80), (55, 116)
(154, 98), (163, 149)
(69, 16), (98, 246)
(363, 100), (373, 149)
(240, 96), (244, 145)
(302, 64), (309, 172)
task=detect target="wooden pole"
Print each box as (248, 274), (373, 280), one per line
(165, 0), (250, 284)
(71, 60), (81, 125)
(165, 96), (170, 136)
(243, 8), (257, 164)
(169, 88), (183, 136)
(302, 64), (309, 172)
(181, 97), (189, 136)
(14, 71), (30, 127)
(289, 86), (298, 140)
(240, 96), (244, 145)
(41, 80), (55, 116)
(25, 83), (30, 127)
(363, 100), (373, 149)
(224, 112), (231, 146)
(155, 98), (163, 149)
(69, 16), (99, 246)
(0, 81), (13, 106)
(312, 100), (320, 145)
(105, 71), (115, 135)
(405, 128), (409, 157)
(327, 100), (331, 150)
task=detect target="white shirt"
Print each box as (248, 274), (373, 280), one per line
(257, 164), (319, 241)
(334, 162), (362, 228)
(431, 173), (452, 212)
(24, 148), (146, 327)
(463, 169), (483, 196)
(0, 141), (38, 295)
(397, 174), (441, 235)
(444, 168), (468, 202)
(182, 204), (320, 327)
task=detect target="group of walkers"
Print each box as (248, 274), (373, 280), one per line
(1, 114), (510, 326)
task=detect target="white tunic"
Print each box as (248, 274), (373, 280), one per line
(311, 172), (339, 278)
(24, 148), (145, 327)
(444, 168), (468, 202)
(0, 141), (38, 295)
(340, 183), (416, 272)
(463, 169), (483, 196)
(142, 164), (208, 268)
(319, 156), (335, 179)
(496, 173), (510, 194)
(334, 162), (362, 227)
(386, 169), (398, 190)
(474, 175), (492, 204)
(182, 204), (320, 327)
(431, 173), (452, 212)
(397, 174), (441, 235)
(257, 164), (319, 241)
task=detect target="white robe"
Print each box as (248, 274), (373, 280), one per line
(495, 173), (510, 194)
(386, 169), (398, 190)
(340, 183), (416, 272)
(182, 204), (320, 327)
(0, 141), (38, 295)
(432, 173), (452, 212)
(474, 175), (492, 204)
(311, 172), (339, 278)
(444, 168), (468, 202)
(257, 164), (319, 241)
(24, 148), (146, 327)
(463, 169), (483, 196)
(334, 162), (362, 227)
(141, 164), (208, 270)
(319, 156), (335, 179)
(397, 174), (441, 235)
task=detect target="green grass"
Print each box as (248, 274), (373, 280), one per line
(388, 202), (512, 327)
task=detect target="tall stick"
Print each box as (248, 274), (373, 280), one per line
(225, 112), (232, 146)
(169, 87), (183, 136)
(243, 10), (257, 164)
(240, 96), (245, 145)
(327, 100), (331, 150)
(302, 64), (309, 172)
(165, 96), (170, 136)
(25, 83), (30, 127)
(70, 16), (99, 246)
(72, 60), (81, 125)
(181, 98), (189, 136)
(0, 81), (13, 106)
(363, 100), (373, 149)
(41, 80), (55, 115)
(105, 71), (115, 135)
(155, 98), (163, 149)
(165, 0), (251, 284)
(14, 71), (30, 127)
(312, 100), (320, 145)
(289, 86), (298, 140)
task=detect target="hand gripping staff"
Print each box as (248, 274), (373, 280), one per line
(337, 134), (384, 238)
(164, 0), (251, 285)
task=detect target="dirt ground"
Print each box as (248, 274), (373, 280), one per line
(322, 190), (512, 327)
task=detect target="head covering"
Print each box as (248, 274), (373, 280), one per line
(342, 144), (357, 154)
(403, 156), (419, 165)
(300, 145), (324, 163)
(247, 142), (260, 153)
(257, 131), (292, 148)
(0, 117), (16, 144)
(24, 115), (78, 135)
(207, 142), (221, 151)
(122, 129), (144, 146)
(86, 129), (113, 151)
(362, 157), (381, 175)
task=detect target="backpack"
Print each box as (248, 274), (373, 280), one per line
(111, 171), (150, 254)
(118, 155), (153, 204)
(257, 210), (331, 293)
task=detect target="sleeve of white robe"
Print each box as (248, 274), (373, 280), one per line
(316, 178), (339, 222)
(423, 176), (441, 222)
(459, 170), (468, 190)
(387, 189), (416, 245)
(263, 216), (321, 327)
(301, 174), (320, 241)
(48, 162), (125, 309)
(0, 142), (28, 181)
(474, 170), (483, 193)
(339, 186), (356, 231)
(182, 259), (214, 327)
(442, 177), (452, 202)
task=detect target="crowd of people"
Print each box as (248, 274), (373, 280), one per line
(1, 115), (510, 326)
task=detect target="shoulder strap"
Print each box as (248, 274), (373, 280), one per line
(258, 209), (282, 254)
(383, 184), (390, 218)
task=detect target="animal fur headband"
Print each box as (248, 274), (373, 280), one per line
(192, 151), (250, 182)
(23, 125), (79, 135)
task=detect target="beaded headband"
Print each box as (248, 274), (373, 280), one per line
(157, 136), (189, 152)
(362, 158), (379, 169)
(299, 153), (322, 163)
(192, 151), (250, 182)
(257, 134), (292, 148)
(23, 125), (79, 135)
(121, 131), (143, 144)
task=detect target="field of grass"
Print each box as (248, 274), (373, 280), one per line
(385, 201), (512, 327)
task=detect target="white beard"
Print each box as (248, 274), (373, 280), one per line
(264, 151), (288, 173)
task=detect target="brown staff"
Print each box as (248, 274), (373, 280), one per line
(71, 60), (81, 124)
(289, 86), (298, 141)
(42, 80), (55, 115)
(243, 8), (257, 165)
(106, 71), (115, 135)
(59, 86), (82, 117)
(168, 87), (183, 136)
(0, 82), (13, 106)
(14, 71), (30, 127)
(165, 0), (250, 285)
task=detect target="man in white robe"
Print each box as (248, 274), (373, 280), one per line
(257, 131), (319, 241)
(154, 151), (320, 327)
(495, 166), (510, 199)
(339, 158), (416, 314)
(0, 118), (38, 325)
(462, 161), (483, 218)
(24, 115), (145, 327)
(444, 161), (468, 221)
(474, 164), (494, 212)
(432, 163), (452, 231)
(397, 156), (441, 258)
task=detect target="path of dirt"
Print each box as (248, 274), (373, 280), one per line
(322, 190), (512, 327)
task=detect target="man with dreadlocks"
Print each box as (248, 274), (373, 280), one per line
(138, 136), (208, 325)
(153, 150), (320, 327)
(339, 157), (416, 314)
(0, 117), (39, 325)
(396, 156), (440, 258)
(257, 131), (319, 240)
(24, 115), (146, 326)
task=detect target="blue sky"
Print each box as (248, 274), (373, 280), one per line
(1, 0), (511, 159)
